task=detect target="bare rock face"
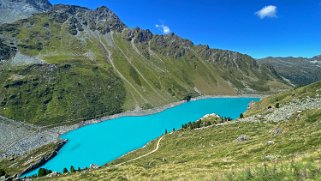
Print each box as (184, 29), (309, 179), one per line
(50, 5), (126, 35)
(0, 0), (52, 23)
(126, 28), (153, 43)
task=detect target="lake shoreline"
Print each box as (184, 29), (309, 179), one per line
(10, 94), (263, 177)
(69, 94), (264, 134)
(1, 94), (263, 160)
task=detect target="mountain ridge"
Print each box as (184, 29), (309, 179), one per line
(259, 54), (321, 61)
(259, 56), (321, 86)
(0, 4), (289, 125)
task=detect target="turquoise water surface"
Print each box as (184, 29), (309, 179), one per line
(23, 97), (259, 177)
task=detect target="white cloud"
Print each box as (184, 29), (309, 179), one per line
(155, 24), (171, 34)
(255, 5), (277, 19)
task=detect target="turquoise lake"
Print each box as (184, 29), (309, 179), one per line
(23, 97), (259, 177)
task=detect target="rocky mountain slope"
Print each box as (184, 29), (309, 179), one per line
(0, 0), (52, 24)
(259, 56), (321, 86)
(0, 4), (289, 126)
(28, 80), (321, 180)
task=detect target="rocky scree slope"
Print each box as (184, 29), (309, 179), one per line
(0, 4), (289, 126)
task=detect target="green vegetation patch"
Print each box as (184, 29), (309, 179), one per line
(0, 64), (126, 126)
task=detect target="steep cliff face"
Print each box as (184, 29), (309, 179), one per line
(0, 0), (52, 23)
(0, 5), (290, 125)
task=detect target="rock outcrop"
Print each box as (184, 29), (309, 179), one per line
(51, 5), (126, 35)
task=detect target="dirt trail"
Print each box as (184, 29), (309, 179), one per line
(116, 133), (170, 166)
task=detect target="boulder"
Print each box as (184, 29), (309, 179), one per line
(267, 141), (274, 145)
(47, 172), (59, 177)
(236, 135), (249, 143)
(90, 164), (99, 169)
(273, 128), (283, 135)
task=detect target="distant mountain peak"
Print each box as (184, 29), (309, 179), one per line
(24, 0), (51, 10)
(259, 56), (321, 86)
(312, 55), (321, 61)
(49, 4), (126, 34)
(96, 5), (109, 11)
(0, 0), (52, 23)
(52, 4), (89, 12)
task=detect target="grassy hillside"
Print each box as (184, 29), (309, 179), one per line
(0, 5), (289, 126)
(0, 64), (125, 126)
(35, 81), (321, 180)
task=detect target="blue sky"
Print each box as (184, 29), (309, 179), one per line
(51, 0), (321, 58)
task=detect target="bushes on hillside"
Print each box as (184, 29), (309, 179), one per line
(240, 113), (244, 118)
(0, 169), (5, 177)
(183, 91), (199, 102)
(70, 166), (75, 173)
(38, 168), (52, 177)
(184, 95), (192, 102)
(142, 103), (153, 110)
(182, 117), (232, 130)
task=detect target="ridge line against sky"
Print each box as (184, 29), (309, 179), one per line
(50, 0), (321, 59)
